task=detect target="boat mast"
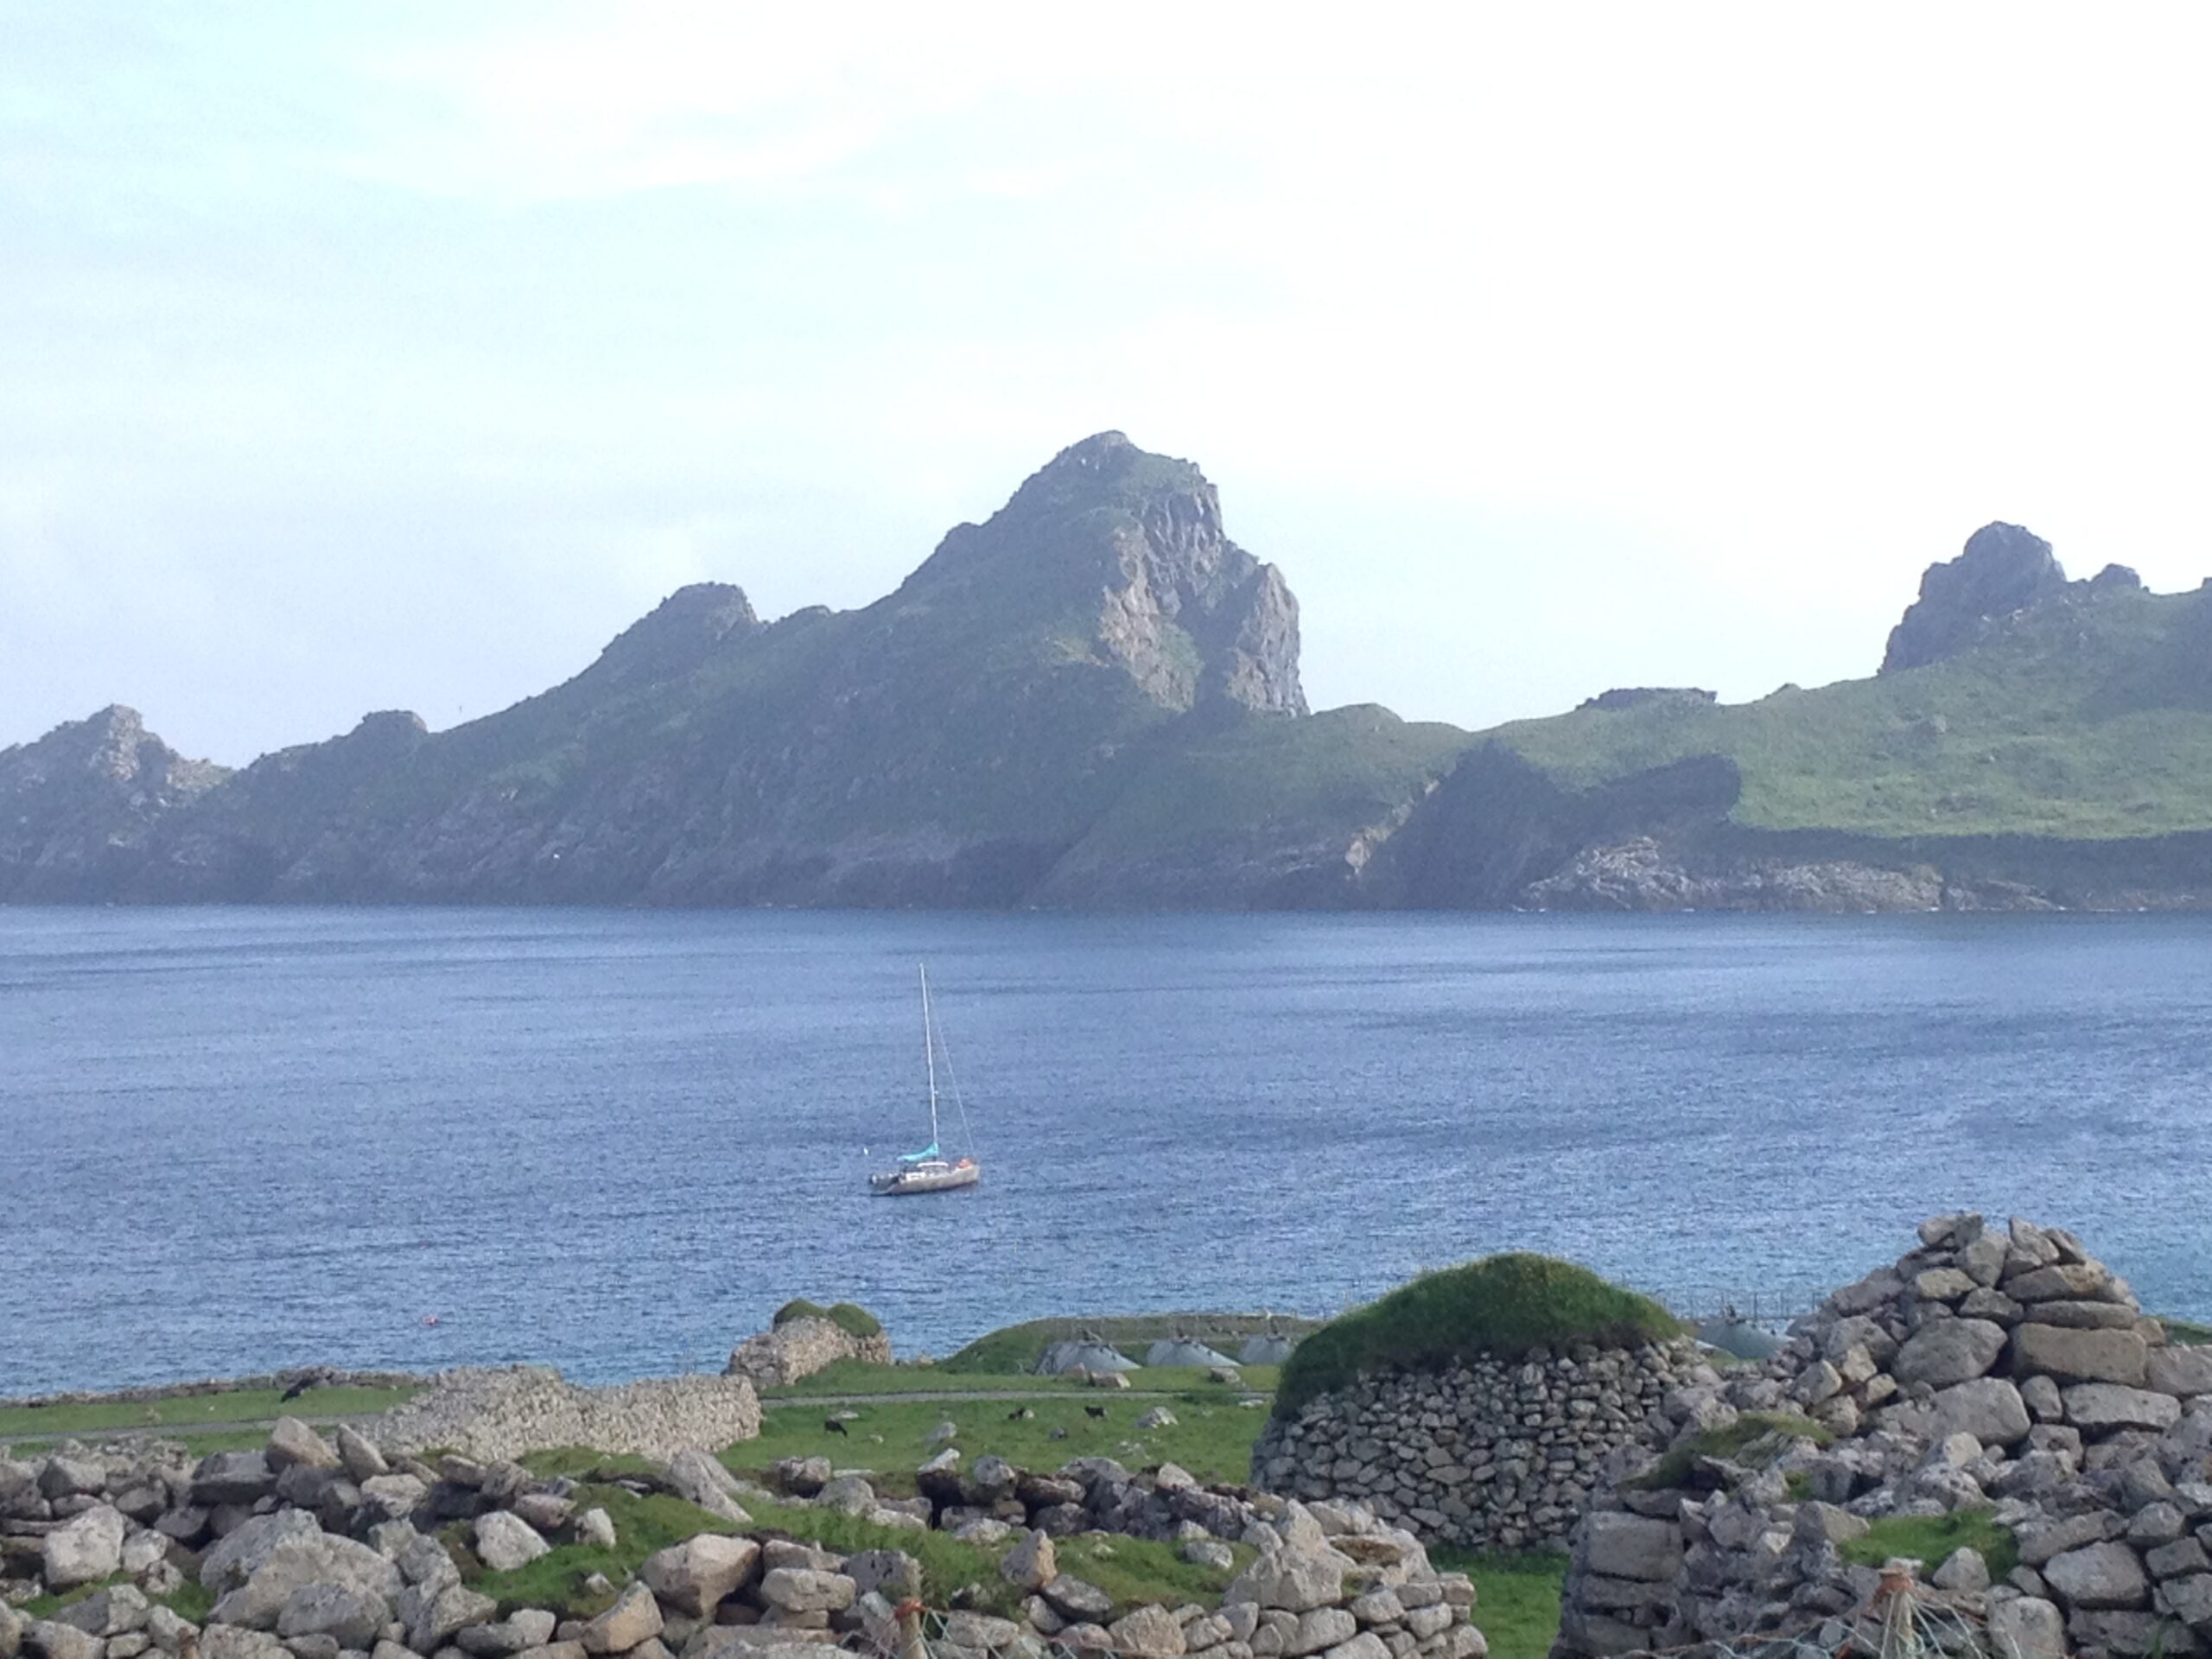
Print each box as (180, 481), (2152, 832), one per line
(920, 963), (940, 1150)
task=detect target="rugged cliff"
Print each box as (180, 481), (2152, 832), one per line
(11, 459), (2212, 912)
(0, 435), (1441, 907)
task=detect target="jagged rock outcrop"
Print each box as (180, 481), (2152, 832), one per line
(1882, 523), (2070, 673)
(0, 708), (227, 901)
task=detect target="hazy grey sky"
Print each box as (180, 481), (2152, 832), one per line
(6, 5), (2209, 765)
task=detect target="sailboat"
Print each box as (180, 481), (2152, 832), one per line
(868, 965), (982, 1196)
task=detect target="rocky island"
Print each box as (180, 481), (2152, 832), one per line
(11, 436), (2212, 910)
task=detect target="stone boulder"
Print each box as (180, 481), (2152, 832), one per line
(1891, 1319), (2008, 1389)
(1882, 522), (2069, 673)
(472, 1512), (550, 1573)
(211, 1533), (404, 1635)
(42, 1503), (127, 1589)
(2012, 1324), (2149, 1387)
(640, 1535), (760, 1617)
(266, 1418), (341, 1474)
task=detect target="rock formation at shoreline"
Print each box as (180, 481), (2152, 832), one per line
(12, 444), (2212, 911)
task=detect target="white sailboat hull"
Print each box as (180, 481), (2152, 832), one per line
(868, 1159), (980, 1196)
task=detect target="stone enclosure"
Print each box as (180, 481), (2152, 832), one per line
(1251, 1344), (1694, 1553)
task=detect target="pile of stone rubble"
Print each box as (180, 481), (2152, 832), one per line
(1554, 1214), (2212, 1659)
(3, 1413), (1486, 1659)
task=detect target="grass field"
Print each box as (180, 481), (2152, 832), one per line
(760, 1360), (1279, 1400)
(0, 1383), (417, 1444)
(745, 1392), (1270, 1490)
(1438, 1551), (1567, 1659)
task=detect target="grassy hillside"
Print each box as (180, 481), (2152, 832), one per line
(1486, 585), (2212, 839)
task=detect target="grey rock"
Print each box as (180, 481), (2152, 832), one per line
(639, 1535), (760, 1618)
(1893, 1319), (2009, 1389)
(2043, 1541), (2150, 1611)
(203, 1513), (332, 1595)
(193, 1454), (277, 1508)
(575, 1509), (615, 1550)
(1580, 1512), (1682, 1583)
(1929, 1378), (2031, 1447)
(1107, 1605), (1188, 1659)
(1281, 1610), (1353, 1658)
(31, 1625), (109, 1659)
(276, 1586), (385, 1651)
(2149, 1349), (2212, 1399)
(215, 1538), (403, 1637)
(2150, 1539), (2212, 1580)
(54, 1587), (149, 1639)
(2013, 1325), (2149, 1387)
(44, 1504), (128, 1589)
(1986, 1596), (2066, 1659)
(336, 1430), (389, 1484)
(2065, 1385), (2182, 1434)
(665, 1452), (749, 1526)
(577, 1585), (661, 1657)
(1042, 1578), (1116, 1623)
(2021, 1376), (2065, 1422)
(2006, 1264), (2122, 1304)
(266, 1421), (340, 1476)
(756, 1570), (853, 1616)
(1000, 1531), (1057, 1593)
(401, 1585), (498, 1655)
(357, 1478), (427, 1526)
(1931, 1548), (1990, 1592)
(468, 1514), (548, 1574)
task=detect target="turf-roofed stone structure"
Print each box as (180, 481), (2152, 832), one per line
(725, 1303), (891, 1388)
(1250, 1255), (1694, 1551)
(1552, 1214), (2212, 1659)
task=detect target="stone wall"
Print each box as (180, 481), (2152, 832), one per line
(1553, 1213), (2212, 1659)
(724, 1317), (892, 1389)
(372, 1366), (761, 1463)
(1251, 1342), (1695, 1552)
(3, 1415), (1489, 1659)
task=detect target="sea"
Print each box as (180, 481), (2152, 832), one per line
(2, 906), (2207, 1399)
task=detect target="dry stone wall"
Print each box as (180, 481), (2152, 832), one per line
(372, 1366), (761, 1463)
(1251, 1343), (1695, 1552)
(3, 1415), (1490, 1659)
(1554, 1214), (2212, 1659)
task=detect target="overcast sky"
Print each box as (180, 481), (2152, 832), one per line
(5, 5), (2210, 765)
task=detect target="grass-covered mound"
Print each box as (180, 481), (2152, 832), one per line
(943, 1313), (1314, 1375)
(1276, 1254), (1683, 1415)
(770, 1300), (883, 1339)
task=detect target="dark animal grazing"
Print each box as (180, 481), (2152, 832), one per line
(824, 1418), (849, 1437)
(1084, 1405), (1107, 1419)
(1007, 1406), (1034, 1421)
(278, 1377), (314, 1403)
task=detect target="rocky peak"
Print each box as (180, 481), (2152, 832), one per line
(1881, 522), (2069, 674)
(0, 706), (225, 797)
(589, 582), (763, 688)
(916, 433), (1305, 715)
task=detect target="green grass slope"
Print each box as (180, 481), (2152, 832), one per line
(1276, 1255), (1682, 1415)
(1485, 586), (2212, 840)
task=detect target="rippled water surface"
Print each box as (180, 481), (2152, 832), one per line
(3, 907), (2208, 1396)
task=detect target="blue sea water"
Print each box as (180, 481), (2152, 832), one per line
(1, 907), (2208, 1397)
